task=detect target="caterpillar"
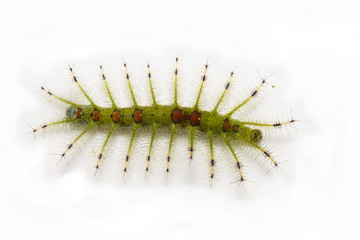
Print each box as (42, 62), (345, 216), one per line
(31, 56), (296, 186)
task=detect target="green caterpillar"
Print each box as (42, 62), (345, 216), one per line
(33, 57), (295, 184)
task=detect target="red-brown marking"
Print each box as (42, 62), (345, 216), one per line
(232, 124), (239, 133)
(190, 111), (202, 126)
(171, 108), (183, 124)
(222, 118), (231, 132)
(75, 108), (82, 118)
(112, 110), (121, 123)
(91, 110), (101, 121)
(132, 109), (143, 123)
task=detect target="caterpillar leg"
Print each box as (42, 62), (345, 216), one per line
(31, 118), (77, 135)
(247, 141), (282, 172)
(189, 127), (195, 163)
(225, 72), (271, 118)
(173, 56), (179, 107)
(145, 123), (157, 176)
(222, 132), (245, 183)
(69, 67), (97, 108)
(165, 123), (176, 175)
(147, 63), (157, 107)
(193, 60), (209, 109)
(208, 131), (215, 184)
(240, 119), (296, 128)
(59, 122), (97, 163)
(100, 65), (117, 108)
(95, 124), (115, 175)
(123, 125), (139, 176)
(123, 63), (138, 108)
(212, 71), (234, 113)
(38, 85), (79, 108)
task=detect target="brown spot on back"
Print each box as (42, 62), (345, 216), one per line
(91, 110), (101, 121)
(190, 111), (201, 126)
(112, 110), (121, 123)
(232, 124), (239, 133)
(75, 108), (82, 118)
(222, 118), (231, 132)
(171, 108), (183, 124)
(132, 109), (143, 123)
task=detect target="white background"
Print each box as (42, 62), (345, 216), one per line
(1, 0), (359, 239)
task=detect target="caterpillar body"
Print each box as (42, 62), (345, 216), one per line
(32, 57), (296, 185)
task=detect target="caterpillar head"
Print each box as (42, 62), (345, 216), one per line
(237, 126), (263, 144)
(66, 106), (76, 119)
(66, 106), (84, 120)
(250, 129), (262, 144)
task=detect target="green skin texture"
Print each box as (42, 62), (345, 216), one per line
(66, 104), (263, 145)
